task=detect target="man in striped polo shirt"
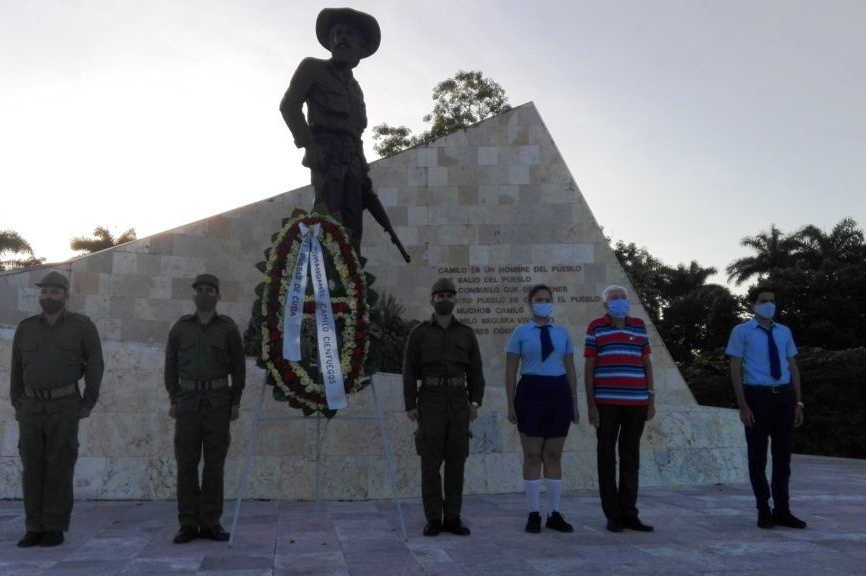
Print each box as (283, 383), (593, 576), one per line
(584, 284), (655, 533)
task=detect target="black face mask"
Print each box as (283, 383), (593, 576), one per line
(195, 293), (218, 313)
(434, 300), (455, 316)
(39, 298), (64, 315)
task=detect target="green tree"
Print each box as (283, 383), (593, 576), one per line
(70, 226), (137, 254)
(725, 224), (798, 285)
(0, 230), (43, 271)
(372, 70), (511, 158)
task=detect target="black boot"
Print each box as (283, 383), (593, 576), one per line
(173, 526), (199, 544)
(757, 508), (774, 529)
(17, 532), (42, 548)
(622, 517), (654, 532)
(443, 516), (471, 536)
(423, 519), (442, 537)
(39, 531), (64, 547)
(200, 524), (230, 541)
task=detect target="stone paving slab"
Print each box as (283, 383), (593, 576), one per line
(0, 455), (864, 575)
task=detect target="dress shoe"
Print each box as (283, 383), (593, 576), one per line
(623, 517), (654, 532)
(173, 526), (199, 544)
(39, 531), (64, 547)
(757, 509), (774, 529)
(525, 511), (542, 533)
(443, 516), (471, 536)
(545, 511), (574, 533)
(200, 524), (230, 541)
(423, 519), (441, 537)
(606, 518), (624, 533)
(17, 531), (42, 548)
(773, 510), (807, 529)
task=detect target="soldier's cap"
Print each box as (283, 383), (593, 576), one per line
(192, 274), (220, 292)
(316, 7), (381, 59)
(431, 277), (457, 295)
(35, 270), (69, 291)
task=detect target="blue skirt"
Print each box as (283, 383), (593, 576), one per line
(515, 374), (574, 438)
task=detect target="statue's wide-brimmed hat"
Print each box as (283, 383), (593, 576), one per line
(316, 7), (381, 58)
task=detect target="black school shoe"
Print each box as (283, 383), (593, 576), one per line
(545, 511), (574, 533)
(606, 518), (624, 533)
(525, 512), (542, 533)
(200, 524), (230, 541)
(443, 516), (471, 536)
(773, 510), (807, 529)
(173, 526), (199, 544)
(39, 531), (64, 547)
(757, 509), (774, 529)
(17, 531), (42, 548)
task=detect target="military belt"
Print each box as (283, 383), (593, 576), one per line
(179, 377), (229, 391)
(422, 376), (466, 388)
(24, 383), (78, 400)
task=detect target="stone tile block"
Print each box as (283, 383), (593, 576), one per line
(478, 147), (498, 166)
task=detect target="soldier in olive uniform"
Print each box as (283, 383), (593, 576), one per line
(165, 274), (245, 544)
(280, 8), (409, 261)
(10, 271), (104, 548)
(403, 278), (485, 536)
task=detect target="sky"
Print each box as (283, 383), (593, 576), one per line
(2, 0), (864, 288)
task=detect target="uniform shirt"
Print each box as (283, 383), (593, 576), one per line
(164, 314), (246, 406)
(281, 57), (367, 148)
(505, 322), (574, 377)
(10, 310), (104, 411)
(584, 315), (652, 406)
(402, 316), (485, 411)
(725, 318), (798, 386)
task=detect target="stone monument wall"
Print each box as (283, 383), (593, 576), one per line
(0, 103), (746, 499)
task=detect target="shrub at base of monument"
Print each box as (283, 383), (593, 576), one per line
(246, 210), (373, 417)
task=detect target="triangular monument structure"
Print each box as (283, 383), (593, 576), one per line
(0, 103), (745, 499)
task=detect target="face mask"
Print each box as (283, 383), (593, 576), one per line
(607, 299), (630, 318)
(195, 293), (218, 313)
(754, 302), (776, 320)
(532, 302), (553, 318)
(434, 300), (455, 316)
(39, 298), (64, 315)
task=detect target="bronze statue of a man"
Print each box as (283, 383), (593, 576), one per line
(280, 7), (409, 262)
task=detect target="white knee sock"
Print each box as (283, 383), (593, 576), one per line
(525, 479), (542, 513)
(546, 478), (562, 513)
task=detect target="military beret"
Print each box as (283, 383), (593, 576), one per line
(35, 270), (69, 291)
(192, 273), (220, 292)
(431, 277), (457, 295)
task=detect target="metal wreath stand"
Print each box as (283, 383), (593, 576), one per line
(228, 371), (408, 547)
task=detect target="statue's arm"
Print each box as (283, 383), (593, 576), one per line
(280, 58), (316, 149)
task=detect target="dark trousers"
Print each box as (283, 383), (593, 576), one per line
(309, 132), (371, 252)
(415, 387), (470, 523)
(16, 395), (80, 532)
(744, 387), (795, 513)
(174, 398), (232, 529)
(597, 404), (648, 521)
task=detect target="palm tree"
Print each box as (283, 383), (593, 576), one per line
(70, 226), (137, 254)
(792, 218), (864, 269)
(664, 261), (718, 300)
(725, 225), (798, 285)
(0, 230), (42, 271)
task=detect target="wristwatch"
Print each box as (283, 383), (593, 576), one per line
(796, 401), (805, 408)
(470, 401), (480, 408)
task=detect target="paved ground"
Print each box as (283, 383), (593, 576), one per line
(1, 455), (864, 575)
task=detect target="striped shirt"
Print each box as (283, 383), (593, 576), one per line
(584, 315), (651, 406)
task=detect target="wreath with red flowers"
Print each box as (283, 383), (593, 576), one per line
(252, 210), (371, 416)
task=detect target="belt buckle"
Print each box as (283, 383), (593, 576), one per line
(771, 385), (784, 394)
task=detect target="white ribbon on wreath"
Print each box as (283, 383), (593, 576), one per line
(281, 222), (347, 410)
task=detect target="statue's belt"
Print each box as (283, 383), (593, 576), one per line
(178, 377), (229, 391)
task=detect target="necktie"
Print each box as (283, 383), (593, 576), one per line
(539, 325), (553, 361)
(759, 325), (782, 380)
